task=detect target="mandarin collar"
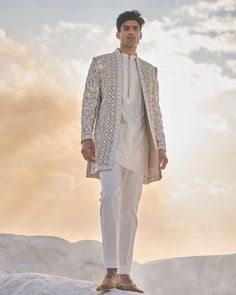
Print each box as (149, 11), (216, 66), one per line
(116, 47), (137, 59)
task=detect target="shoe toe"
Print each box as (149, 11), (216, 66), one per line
(96, 285), (102, 291)
(116, 282), (144, 293)
(96, 277), (118, 291)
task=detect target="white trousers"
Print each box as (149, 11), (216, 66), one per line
(99, 161), (144, 274)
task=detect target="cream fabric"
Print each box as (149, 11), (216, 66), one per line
(115, 51), (148, 176)
(99, 160), (144, 274)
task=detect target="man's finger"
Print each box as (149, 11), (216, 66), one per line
(160, 156), (167, 169)
(81, 148), (89, 160)
(86, 147), (96, 162)
(81, 147), (92, 161)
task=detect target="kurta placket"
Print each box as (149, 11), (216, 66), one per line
(114, 50), (149, 176)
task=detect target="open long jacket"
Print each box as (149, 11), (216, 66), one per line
(80, 48), (166, 184)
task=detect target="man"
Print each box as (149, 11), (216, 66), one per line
(81, 10), (168, 293)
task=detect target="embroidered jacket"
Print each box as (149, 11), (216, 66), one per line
(81, 48), (166, 184)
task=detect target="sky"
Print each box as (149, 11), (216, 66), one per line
(0, 0), (236, 263)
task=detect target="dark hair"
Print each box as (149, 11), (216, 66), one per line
(116, 10), (145, 32)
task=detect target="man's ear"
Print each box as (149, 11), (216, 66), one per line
(116, 32), (120, 40)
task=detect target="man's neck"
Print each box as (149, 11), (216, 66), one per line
(118, 46), (137, 56)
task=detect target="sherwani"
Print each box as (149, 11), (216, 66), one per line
(81, 48), (166, 184)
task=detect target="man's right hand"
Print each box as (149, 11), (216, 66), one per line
(81, 139), (96, 162)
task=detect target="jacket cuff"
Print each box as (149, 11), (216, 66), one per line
(81, 134), (93, 144)
(157, 144), (166, 151)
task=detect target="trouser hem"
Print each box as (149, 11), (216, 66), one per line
(104, 259), (118, 268)
(118, 264), (131, 274)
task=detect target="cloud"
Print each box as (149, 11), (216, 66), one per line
(138, 21), (235, 99)
(0, 27), (84, 199)
(192, 15), (236, 34)
(199, 113), (229, 132)
(141, 16), (236, 57)
(42, 21), (103, 34)
(30, 20), (113, 87)
(0, 27), (103, 245)
(0, 28), (6, 38)
(0, 29), (29, 64)
(34, 20), (105, 61)
(174, 0), (236, 19)
(226, 59), (236, 74)
(168, 177), (236, 229)
(170, 177), (230, 200)
(169, 0), (236, 60)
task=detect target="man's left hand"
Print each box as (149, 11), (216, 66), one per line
(158, 149), (168, 169)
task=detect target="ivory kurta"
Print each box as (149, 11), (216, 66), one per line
(81, 47), (166, 184)
(115, 50), (148, 176)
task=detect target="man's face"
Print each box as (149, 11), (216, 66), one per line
(116, 20), (142, 48)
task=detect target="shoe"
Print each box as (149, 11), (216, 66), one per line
(116, 280), (144, 293)
(96, 275), (119, 291)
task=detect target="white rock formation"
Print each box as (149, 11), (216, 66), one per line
(0, 233), (235, 294)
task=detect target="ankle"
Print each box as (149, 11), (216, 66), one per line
(118, 274), (133, 284)
(107, 268), (117, 273)
(106, 268), (118, 277)
(119, 274), (130, 277)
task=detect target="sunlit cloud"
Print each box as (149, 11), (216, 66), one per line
(199, 113), (229, 132)
(0, 25), (101, 246)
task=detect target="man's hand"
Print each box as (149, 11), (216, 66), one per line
(158, 149), (168, 169)
(81, 139), (96, 162)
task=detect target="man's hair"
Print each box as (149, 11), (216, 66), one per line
(116, 10), (145, 32)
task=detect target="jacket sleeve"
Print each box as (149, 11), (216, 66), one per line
(80, 57), (101, 143)
(153, 67), (166, 151)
